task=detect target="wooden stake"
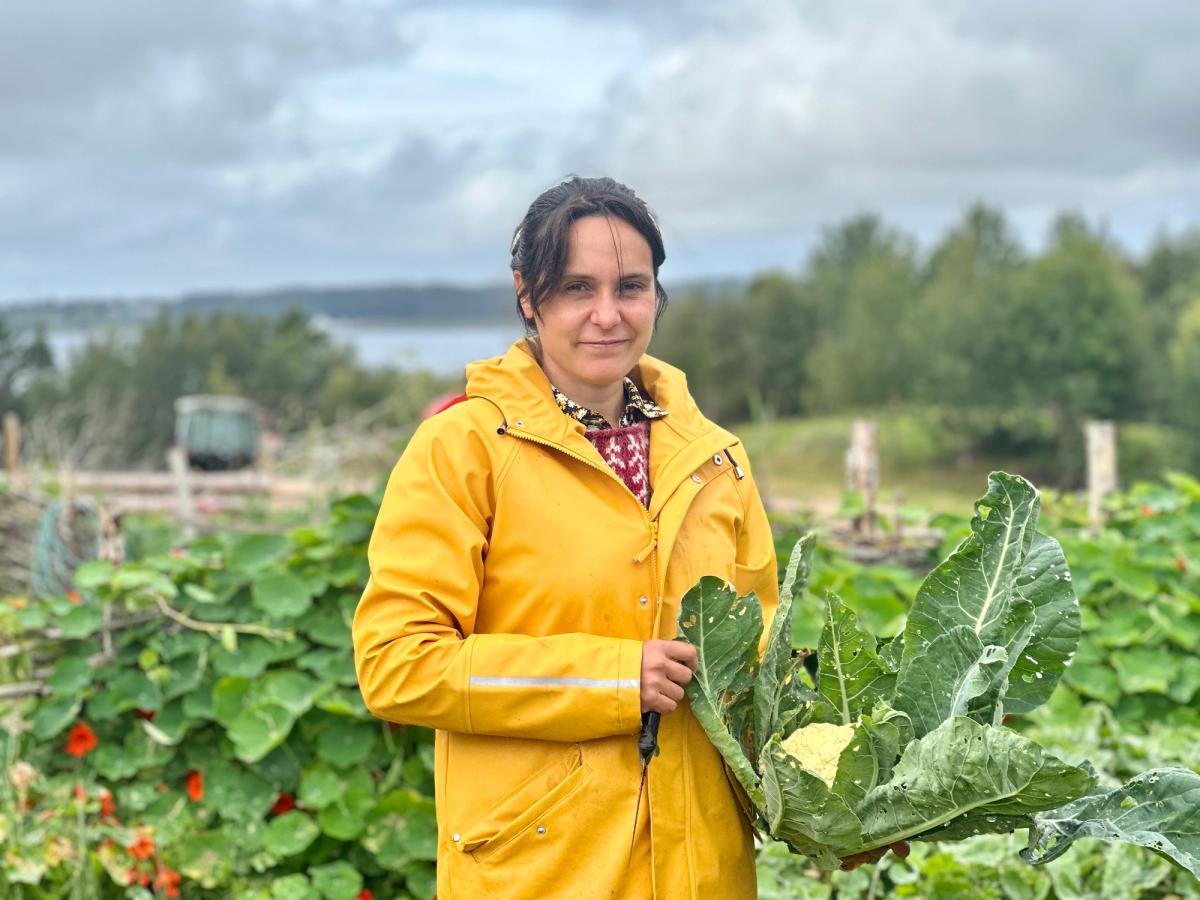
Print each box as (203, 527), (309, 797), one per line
(167, 445), (198, 540)
(3, 412), (20, 473)
(1085, 420), (1117, 530)
(845, 419), (879, 538)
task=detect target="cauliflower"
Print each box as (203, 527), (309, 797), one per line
(779, 722), (856, 786)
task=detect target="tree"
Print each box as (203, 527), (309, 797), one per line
(1000, 215), (1152, 483)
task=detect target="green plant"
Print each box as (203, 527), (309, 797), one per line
(679, 473), (1200, 877)
(1, 492), (437, 898)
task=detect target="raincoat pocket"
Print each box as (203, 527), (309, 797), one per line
(463, 744), (593, 864)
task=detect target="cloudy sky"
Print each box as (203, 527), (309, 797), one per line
(2, 0), (1198, 301)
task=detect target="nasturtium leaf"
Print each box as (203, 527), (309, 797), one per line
(47, 654), (94, 695)
(59, 603), (103, 639)
(299, 762), (343, 809)
(259, 670), (325, 716)
(269, 874), (313, 900)
(213, 636), (275, 678)
(1022, 768), (1200, 878)
(403, 860), (438, 900)
(73, 559), (114, 591)
(362, 789), (439, 869)
(30, 696), (81, 740)
(212, 676), (253, 727)
(229, 533), (291, 573)
(90, 742), (139, 780)
(1111, 647), (1174, 695)
(252, 570), (314, 620)
(174, 832), (232, 889)
(112, 670), (161, 710)
(308, 861), (363, 900)
(316, 720), (378, 769)
(315, 687), (370, 718)
(229, 703), (297, 763)
(204, 760), (277, 822)
(317, 785), (375, 840)
(264, 810), (320, 857)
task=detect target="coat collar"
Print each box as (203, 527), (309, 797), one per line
(465, 340), (740, 503)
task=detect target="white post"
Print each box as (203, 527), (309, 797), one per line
(167, 446), (198, 540)
(845, 419), (879, 538)
(1085, 420), (1117, 530)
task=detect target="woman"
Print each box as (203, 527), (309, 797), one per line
(353, 177), (778, 898)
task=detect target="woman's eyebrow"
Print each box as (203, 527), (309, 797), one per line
(561, 271), (653, 282)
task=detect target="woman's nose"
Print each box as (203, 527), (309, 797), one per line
(591, 289), (622, 327)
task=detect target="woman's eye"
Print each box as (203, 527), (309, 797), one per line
(621, 282), (647, 293)
(566, 282), (589, 292)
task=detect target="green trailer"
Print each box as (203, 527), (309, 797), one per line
(174, 395), (260, 471)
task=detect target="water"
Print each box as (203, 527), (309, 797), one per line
(315, 318), (521, 375)
(44, 320), (522, 377)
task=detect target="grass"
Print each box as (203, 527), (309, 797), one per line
(734, 411), (1044, 518)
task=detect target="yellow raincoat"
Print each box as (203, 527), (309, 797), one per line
(353, 339), (779, 899)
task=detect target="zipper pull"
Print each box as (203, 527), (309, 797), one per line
(633, 521), (658, 564)
(724, 448), (746, 480)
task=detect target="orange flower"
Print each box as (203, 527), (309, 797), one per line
(154, 866), (182, 897)
(1141, 503), (1154, 517)
(127, 833), (155, 860)
(67, 590), (82, 604)
(74, 782), (87, 802)
(1177, 556), (1189, 573)
(270, 792), (296, 815)
(100, 789), (116, 818)
(185, 770), (203, 802)
(65, 722), (98, 758)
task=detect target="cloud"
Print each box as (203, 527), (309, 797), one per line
(1, 0), (1198, 297)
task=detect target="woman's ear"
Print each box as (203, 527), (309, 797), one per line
(513, 272), (534, 323)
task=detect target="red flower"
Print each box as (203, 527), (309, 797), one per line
(127, 870), (138, 886)
(169, 547), (187, 559)
(100, 789), (116, 818)
(270, 792), (296, 815)
(1177, 556), (1188, 573)
(154, 866), (182, 897)
(127, 833), (155, 860)
(186, 770), (203, 802)
(74, 782), (87, 802)
(135, 708), (157, 721)
(1141, 503), (1154, 517)
(140, 872), (151, 887)
(65, 722), (98, 758)
(357, 891), (373, 900)
(67, 590), (82, 604)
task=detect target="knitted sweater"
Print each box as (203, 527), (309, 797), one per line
(583, 420), (651, 507)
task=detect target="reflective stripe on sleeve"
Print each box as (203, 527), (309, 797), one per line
(469, 676), (639, 689)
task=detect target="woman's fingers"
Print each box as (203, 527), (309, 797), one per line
(664, 658), (694, 687)
(640, 640), (698, 713)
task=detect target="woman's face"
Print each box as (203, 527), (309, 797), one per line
(518, 215), (656, 396)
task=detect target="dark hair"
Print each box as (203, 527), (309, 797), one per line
(510, 176), (669, 334)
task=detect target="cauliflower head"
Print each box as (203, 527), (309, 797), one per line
(779, 722), (856, 786)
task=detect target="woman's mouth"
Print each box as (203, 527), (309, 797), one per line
(580, 339), (628, 347)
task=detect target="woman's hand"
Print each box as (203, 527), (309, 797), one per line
(838, 840), (910, 871)
(640, 640), (698, 713)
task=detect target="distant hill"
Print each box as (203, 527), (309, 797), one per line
(178, 282), (513, 322)
(0, 276), (746, 331)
